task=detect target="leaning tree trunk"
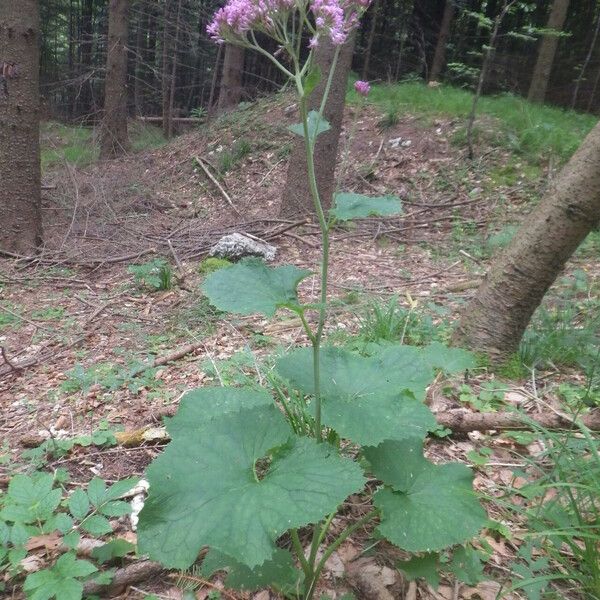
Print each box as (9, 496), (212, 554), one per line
(100, 0), (130, 159)
(280, 34), (356, 217)
(217, 43), (245, 113)
(0, 0), (43, 254)
(429, 0), (455, 82)
(454, 121), (600, 361)
(528, 0), (571, 104)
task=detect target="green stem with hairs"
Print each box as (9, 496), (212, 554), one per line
(305, 510), (379, 600)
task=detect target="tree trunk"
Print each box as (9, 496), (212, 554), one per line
(0, 0), (43, 254)
(133, 0), (148, 116)
(429, 0), (455, 82)
(79, 0), (94, 118)
(161, 0), (173, 138)
(361, 0), (379, 81)
(100, 0), (130, 159)
(217, 43), (245, 113)
(165, 0), (182, 139)
(453, 121), (600, 361)
(207, 43), (223, 117)
(571, 7), (600, 110)
(527, 0), (571, 104)
(466, 2), (508, 160)
(280, 34), (356, 218)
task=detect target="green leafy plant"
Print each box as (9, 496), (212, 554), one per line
(0, 473), (138, 599)
(457, 382), (507, 412)
(217, 138), (254, 174)
(128, 259), (173, 292)
(137, 5), (487, 599)
(22, 422), (118, 466)
(190, 106), (207, 121)
(359, 297), (452, 346)
(500, 415), (600, 599)
(61, 359), (162, 396)
(398, 544), (486, 588)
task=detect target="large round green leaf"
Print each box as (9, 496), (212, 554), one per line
(330, 193), (402, 221)
(201, 258), (311, 316)
(276, 346), (436, 445)
(276, 346), (433, 402)
(365, 440), (487, 552)
(137, 405), (365, 569)
(202, 548), (303, 594)
(166, 387), (274, 437)
(320, 389), (434, 447)
(420, 342), (476, 374)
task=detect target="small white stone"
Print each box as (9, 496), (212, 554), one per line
(209, 233), (277, 262)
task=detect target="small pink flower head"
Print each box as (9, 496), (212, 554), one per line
(354, 80), (371, 96)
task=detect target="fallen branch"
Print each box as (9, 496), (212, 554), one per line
(83, 560), (164, 596)
(436, 409), (600, 432)
(95, 408), (600, 453)
(194, 155), (240, 216)
(138, 116), (203, 124)
(129, 341), (205, 378)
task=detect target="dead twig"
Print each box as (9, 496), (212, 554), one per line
(128, 341), (205, 378)
(194, 155), (241, 216)
(171, 573), (238, 600)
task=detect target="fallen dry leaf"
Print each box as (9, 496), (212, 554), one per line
(25, 531), (62, 552)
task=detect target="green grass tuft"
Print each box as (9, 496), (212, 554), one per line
(199, 257), (232, 275)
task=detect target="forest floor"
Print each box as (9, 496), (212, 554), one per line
(1, 84), (599, 600)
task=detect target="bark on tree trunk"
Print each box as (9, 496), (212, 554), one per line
(280, 34), (356, 218)
(571, 7), (600, 110)
(466, 1), (511, 160)
(161, 0), (173, 138)
(165, 0), (182, 139)
(100, 0), (130, 159)
(429, 0), (455, 82)
(217, 43), (244, 113)
(361, 0), (379, 81)
(207, 43), (223, 117)
(527, 0), (571, 104)
(0, 0), (43, 254)
(453, 121), (600, 361)
(133, 0), (148, 116)
(79, 0), (94, 118)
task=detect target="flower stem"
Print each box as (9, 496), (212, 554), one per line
(299, 94), (329, 443)
(290, 528), (312, 580)
(304, 510), (379, 600)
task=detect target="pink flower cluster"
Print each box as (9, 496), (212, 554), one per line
(207, 0), (296, 42)
(207, 0), (372, 47)
(354, 80), (370, 96)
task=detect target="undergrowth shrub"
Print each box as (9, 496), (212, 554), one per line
(501, 416), (600, 599)
(128, 258), (173, 291)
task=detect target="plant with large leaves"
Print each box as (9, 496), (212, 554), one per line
(137, 1), (487, 598)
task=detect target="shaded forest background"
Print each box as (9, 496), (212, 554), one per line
(40, 0), (600, 124)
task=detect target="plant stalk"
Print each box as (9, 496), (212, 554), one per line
(304, 510), (379, 600)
